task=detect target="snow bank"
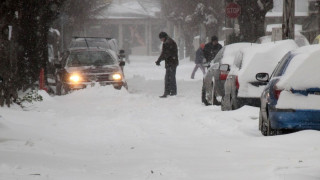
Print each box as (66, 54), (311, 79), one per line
(238, 40), (298, 97)
(1, 56), (320, 180)
(277, 46), (320, 90)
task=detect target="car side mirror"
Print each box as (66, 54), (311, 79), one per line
(256, 73), (269, 82)
(220, 64), (230, 71)
(119, 61), (125, 66)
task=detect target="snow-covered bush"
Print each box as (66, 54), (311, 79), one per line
(16, 90), (43, 105)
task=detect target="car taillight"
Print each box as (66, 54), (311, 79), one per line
(273, 83), (283, 100)
(236, 76), (240, 89)
(220, 71), (228, 80)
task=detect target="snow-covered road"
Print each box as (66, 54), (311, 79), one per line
(0, 56), (320, 180)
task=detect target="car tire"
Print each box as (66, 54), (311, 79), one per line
(60, 83), (69, 95)
(201, 85), (210, 106)
(211, 83), (221, 106)
(221, 94), (231, 111)
(230, 89), (243, 110)
(231, 96), (240, 110)
(114, 85), (122, 90)
(260, 109), (276, 136)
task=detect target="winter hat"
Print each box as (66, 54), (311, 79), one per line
(200, 43), (205, 49)
(211, 36), (218, 42)
(159, 32), (168, 39)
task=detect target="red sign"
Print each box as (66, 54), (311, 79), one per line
(226, 3), (241, 19)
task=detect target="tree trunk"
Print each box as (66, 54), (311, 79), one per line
(237, 0), (273, 42)
(282, 0), (295, 40)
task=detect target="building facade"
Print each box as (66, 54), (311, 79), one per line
(78, 0), (166, 56)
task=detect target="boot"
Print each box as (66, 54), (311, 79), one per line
(159, 94), (168, 98)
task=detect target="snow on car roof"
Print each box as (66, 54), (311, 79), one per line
(221, 43), (256, 65)
(238, 40), (298, 83)
(277, 45), (320, 90)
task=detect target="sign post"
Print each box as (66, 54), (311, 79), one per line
(225, 3), (241, 44)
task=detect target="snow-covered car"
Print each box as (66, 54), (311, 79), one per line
(55, 48), (127, 95)
(256, 45), (320, 136)
(202, 43), (255, 106)
(221, 40), (298, 111)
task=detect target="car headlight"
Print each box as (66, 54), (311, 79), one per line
(69, 74), (81, 83)
(112, 73), (122, 80)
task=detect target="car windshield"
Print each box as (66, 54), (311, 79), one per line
(212, 47), (224, 64)
(70, 40), (108, 49)
(67, 51), (116, 67)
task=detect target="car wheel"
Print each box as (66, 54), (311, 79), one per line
(260, 110), (276, 136)
(221, 94), (232, 111)
(60, 83), (69, 95)
(210, 83), (221, 106)
(231, 96), (239, 110)
(202, 85), (210, 106)
(114, 85), (122, 90)
(231, 90), (242, 110)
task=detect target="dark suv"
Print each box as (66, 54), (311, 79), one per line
(55, 48), (126, 95)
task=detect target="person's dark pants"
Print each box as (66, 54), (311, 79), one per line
(164, 66), (177, 95)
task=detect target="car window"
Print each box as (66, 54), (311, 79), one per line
(70, 40), (108, 49)
(233, 51), (243, 69)
(212, 47), (225, 64)
(67, 51), (116, 67)
(271, 52), (293, 78)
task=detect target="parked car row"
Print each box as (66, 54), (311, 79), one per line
(202, 40), (320, 136)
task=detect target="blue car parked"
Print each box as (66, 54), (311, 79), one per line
(256, 45), (320, 136)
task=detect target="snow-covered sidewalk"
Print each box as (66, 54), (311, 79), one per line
(0, 56), (319, 180)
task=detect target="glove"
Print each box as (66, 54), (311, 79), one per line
(155, 61), (161, 66)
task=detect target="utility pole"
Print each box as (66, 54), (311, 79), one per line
(282, 0), (295, 39)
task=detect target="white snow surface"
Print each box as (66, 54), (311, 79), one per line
(221, 43), (256, 65)
(237, 40), (298, 97)
(276, 46), (320, 110)
(277, 46), (320, 90)
(257, 34), (310, 47)
(277, 91), (320, 110)
(1, 56), (320, 180)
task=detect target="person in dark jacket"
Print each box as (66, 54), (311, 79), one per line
(203, 36), (222, 63)
(155, 32), (179, 98)
(191, 43), (206, 79)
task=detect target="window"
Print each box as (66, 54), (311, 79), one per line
(233, 51), (243, 69)
(271, 52), (293, 78)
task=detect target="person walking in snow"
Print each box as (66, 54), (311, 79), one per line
(155, 32), (178, 98)
(203, 36), (222, 63)
(191, 43), (206, 79)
